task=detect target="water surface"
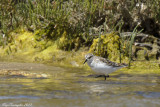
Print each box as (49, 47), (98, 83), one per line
(0, 62), (160, 107)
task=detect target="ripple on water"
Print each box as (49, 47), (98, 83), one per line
(0, 95), (39, 100)
(135, 91), (160, 98)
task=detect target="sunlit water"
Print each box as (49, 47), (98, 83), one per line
(0, 62), (160, 107)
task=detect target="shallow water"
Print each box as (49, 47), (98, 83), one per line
(0, 62), (160, 107)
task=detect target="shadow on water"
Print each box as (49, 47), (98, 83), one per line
(0, 62), (160, 107)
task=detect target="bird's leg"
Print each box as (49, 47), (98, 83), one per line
(104, 75), (109, 80)
(95, 75), (109, 80)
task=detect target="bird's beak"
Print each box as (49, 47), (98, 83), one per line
(83, 59), (87, 64)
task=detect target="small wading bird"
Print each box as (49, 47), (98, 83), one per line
(84, 53), (128, 80)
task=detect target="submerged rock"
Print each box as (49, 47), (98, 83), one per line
(0, 69), (49, 78)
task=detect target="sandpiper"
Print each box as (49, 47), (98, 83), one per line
(84, 53), (127, 80)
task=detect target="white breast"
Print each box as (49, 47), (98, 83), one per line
(90, 60), (120, 75)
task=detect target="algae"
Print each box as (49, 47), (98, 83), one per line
(89, 32), (128, 62)
(122, 60), (160, 75)
(0, 29), (86, 67)
(34, 23), (83, 51)
(0, 29), (159, 75)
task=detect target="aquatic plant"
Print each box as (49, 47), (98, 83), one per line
(128, 25), (143, 68)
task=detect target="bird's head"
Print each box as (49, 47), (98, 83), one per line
(83, 53), (94, 64)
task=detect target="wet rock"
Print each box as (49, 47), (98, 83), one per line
(121, 32), (160, 60)
(0, 69), (49, 78)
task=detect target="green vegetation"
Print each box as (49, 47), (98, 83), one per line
(0, 0), (107, 48)
(1, 0), (160, 45)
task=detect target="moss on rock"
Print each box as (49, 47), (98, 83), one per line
(89, 32), (128, 62)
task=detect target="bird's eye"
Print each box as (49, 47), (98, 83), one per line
(88, 56), (92, 59)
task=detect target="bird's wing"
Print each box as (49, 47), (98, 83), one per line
(97, 56), (127, 67)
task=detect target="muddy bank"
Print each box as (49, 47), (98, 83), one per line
(0, 62), (64, 71)
(0, 62), (66, 79)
